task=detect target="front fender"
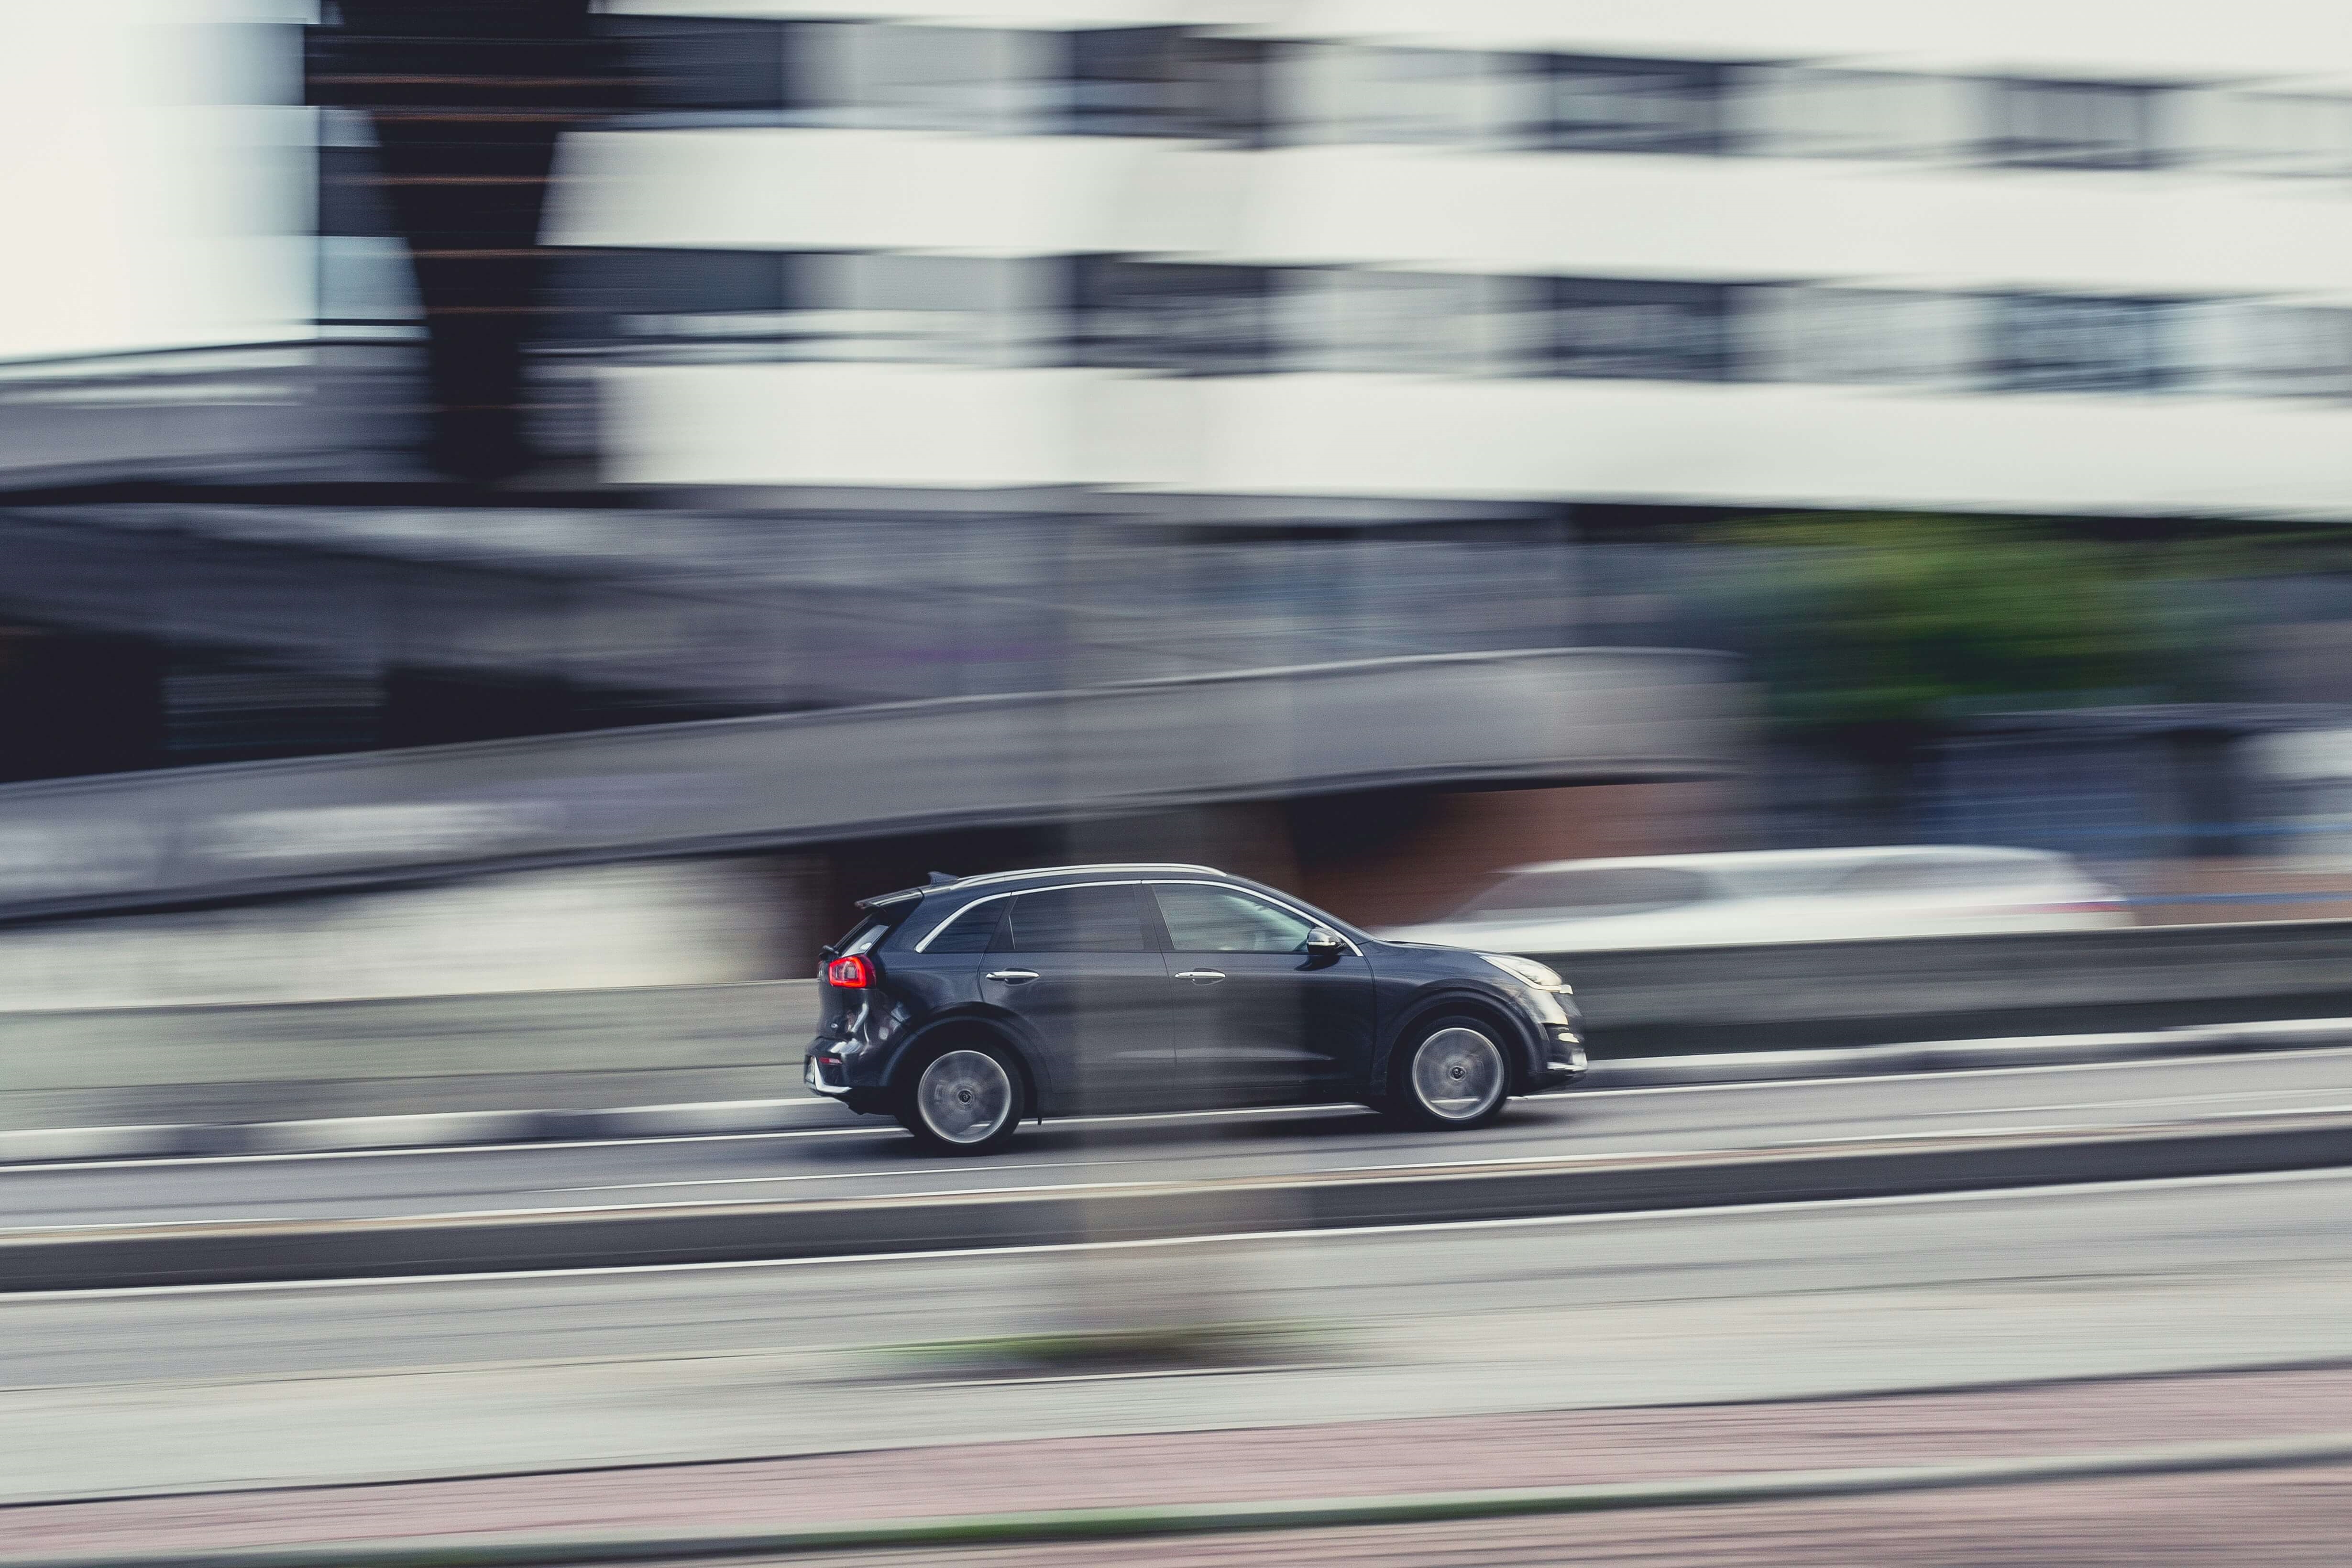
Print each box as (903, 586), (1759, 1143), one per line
(1372, 981), (1547, 1096)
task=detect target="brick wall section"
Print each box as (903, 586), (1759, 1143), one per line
(1299, 782), (1734, 929)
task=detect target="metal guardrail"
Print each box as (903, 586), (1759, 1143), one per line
(0, 647), (1746, 922)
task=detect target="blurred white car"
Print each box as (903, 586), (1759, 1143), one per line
(1377, 846), (2130, 953)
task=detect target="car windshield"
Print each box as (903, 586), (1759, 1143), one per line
(1451, 867), (1710, 920)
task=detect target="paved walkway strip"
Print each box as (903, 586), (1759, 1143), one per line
(12, 1430), (2352, 1568)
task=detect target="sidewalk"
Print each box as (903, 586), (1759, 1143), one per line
(10, 1364), (2350, 1561)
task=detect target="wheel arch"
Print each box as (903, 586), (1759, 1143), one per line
(888, 1012), (1046, 1122)
(1375, 985), (1544, 1099)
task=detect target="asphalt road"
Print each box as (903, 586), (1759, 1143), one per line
(2, 1164), (2348, 1505)
(4, 1042), (2351, 1235)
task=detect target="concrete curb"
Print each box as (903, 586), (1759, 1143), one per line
(0, 1100), (841, 1166)
(3, 1018), (2350, 1167)
(12, 1430), (2352, 1568)
(5, 1114), (2349, 1293)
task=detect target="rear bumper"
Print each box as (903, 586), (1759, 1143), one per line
(802, 1051), (851, 1097)
(804, 1043), (895, 1115)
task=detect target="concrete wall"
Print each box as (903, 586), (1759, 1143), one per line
(1297, 781), (1736, 929)
(0, 857), (792, 1014)
(0, 982), (812, 1133)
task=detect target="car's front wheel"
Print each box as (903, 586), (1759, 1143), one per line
(898, 1042), (1026, 1154)
(1389, 1016), (1511, 1130)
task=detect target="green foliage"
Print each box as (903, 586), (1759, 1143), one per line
(1712, 515), (2193, 750)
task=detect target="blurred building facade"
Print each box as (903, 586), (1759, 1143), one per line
(11, 4), (2352, 955)
(369, 1), (2352, 515)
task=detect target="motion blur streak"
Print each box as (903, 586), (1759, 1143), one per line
(7, 3), (2352, 1562)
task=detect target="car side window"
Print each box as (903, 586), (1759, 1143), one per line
(997, 885), (1153, 953)
(1153, 885), (1317, 954)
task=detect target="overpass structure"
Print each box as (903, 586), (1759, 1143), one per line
(0, 647), (1745, 922)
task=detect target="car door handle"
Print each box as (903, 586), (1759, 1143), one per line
(1174, 970), (1226, 985)
(985, 969), (1040, 984)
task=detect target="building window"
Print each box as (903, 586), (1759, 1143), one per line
(1072, 259), (1274, 374)
(2194, 91), (2352, 178)
(604, 15), (795, 116)
(824, 25), (1059, 135)
(1065, 28), (1274, 145)
(1983, 78), (2171, 169)
(1734, 68), (1969, 160)
(542, 249), (789, 351)
(1551, 280), (1732, 379)
(1280, 46), (1509, 146)
(1538, 55), (1729, 154)
(1738, 287), (1977, 387)
(2187, 303), (2352, 399)
(1277, 270), (1491, 373)
(315, 130), (397, 241)
(787, 254), (1054, 367)
(1986, 294), (2178, 392)
(546, 251), (1052, 368)
(319, 237), (421, 330)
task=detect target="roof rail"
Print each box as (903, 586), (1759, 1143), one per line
(943, 862), (1225, 891)
(853, 863), (1226, 910)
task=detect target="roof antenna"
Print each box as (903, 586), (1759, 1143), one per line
(925, 871), (960, 887)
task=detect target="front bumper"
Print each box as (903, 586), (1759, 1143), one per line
(1529, 1030), (1589, 1091)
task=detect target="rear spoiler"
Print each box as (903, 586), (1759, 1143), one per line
(854, 871), (959, 910)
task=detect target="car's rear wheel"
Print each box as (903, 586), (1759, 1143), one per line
(1390, 1016), (1510, 1130)
(898, 1043), (1025, 1154)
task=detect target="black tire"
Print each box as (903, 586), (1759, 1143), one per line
(1387, 1014), (1512, 1130)
(896, 1040), (1027, 1154)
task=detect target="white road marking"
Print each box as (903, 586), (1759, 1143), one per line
(1924, 1086), (2352, 1117)
(545, 1159), (1109, 1195)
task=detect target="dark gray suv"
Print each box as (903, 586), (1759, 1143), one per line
(803, 863), (1586, 1152)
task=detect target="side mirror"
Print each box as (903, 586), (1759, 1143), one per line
(1305, 925), (1344, 955)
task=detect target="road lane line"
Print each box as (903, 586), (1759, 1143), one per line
(1925, 1086), (2352, 1116)
(542, 1159), (1108, 1194)
(6, 1163), (2349, 1304)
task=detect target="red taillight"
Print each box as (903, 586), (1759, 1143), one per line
(826, 954), (873, 988)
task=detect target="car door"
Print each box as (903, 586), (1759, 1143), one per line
(979, 883), (1174, 1114)
(1150, 882), (1376, 1107)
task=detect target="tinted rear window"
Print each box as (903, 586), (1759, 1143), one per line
(921, 899), (1003, 954)
(1454, 868), (1709, 919)
(1000, 885), (1153, 952)
(826, 901), (911, 957)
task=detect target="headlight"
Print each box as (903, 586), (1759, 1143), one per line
(1479, 953), (1569, 993)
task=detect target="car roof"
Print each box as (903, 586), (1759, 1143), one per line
(857, 863), (1229, 908)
